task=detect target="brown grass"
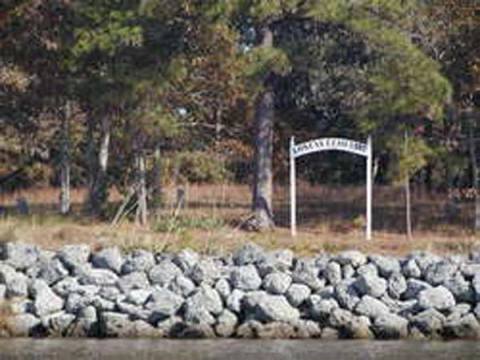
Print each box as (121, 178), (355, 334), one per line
(0, 183), (478, 256)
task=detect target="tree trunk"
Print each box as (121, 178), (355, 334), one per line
(251, 26), (275, 231)
(468, 114), (480, 232)
(88, 116), (110, 217)
(59, 101), (71, 215)
(151, 144), (163, 220)
(135, 148), (148, 226)
(404, 131), (413, 240)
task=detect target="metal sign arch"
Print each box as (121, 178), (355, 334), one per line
(290, 136), (373, 240)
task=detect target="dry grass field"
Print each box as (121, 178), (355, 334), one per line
(0, 183), (478, 256)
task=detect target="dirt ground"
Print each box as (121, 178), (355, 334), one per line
(0, 184), (478, 256)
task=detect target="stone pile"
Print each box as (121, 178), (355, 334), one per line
(1, 242), (480, 339)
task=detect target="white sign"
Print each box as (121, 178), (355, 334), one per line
(290, 136), (373, 241)
(292, 138), (368, 158)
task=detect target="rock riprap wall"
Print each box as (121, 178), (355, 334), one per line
(1, 242), (480, 339)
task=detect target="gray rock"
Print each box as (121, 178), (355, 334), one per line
(357, 263), (378, 277)
(9, 298), (33, 315)
(354, 295), (390, 319)
(243, 292), (300, 323)
(369, 255), (400, 278)
(354, 273), (387, 298)
(460, 263), (480, 279)
(425, 261), (457, 286)
(233, 243), (265, 266)
(263, 272), (291, 295)
(115, 301), (151, 321)
(473, 273), (480, 301)
(183, 301), (216, 325)
(0, 284), (5, 300)
(343, 265), (355, 279)
(215, 278), (231, 300)
(418, 286), (456, 311)
(226, 289), (245, 314)
(329, 309), (373, 339)
(256, 249), (293, 276)
(148, 260), (182, 286)
(373, 313), (409, 339)
(444, 314), (480, 339)
(168, 275), (196, 297)
(308, 296), (339, 322)
(404, 279), (432, 299)
(412, 252), (442, 274)
(188, 259), (220, 285)
(187, 284), (223, 315)
(325, 262), (343, 286)
(43, 311), (76, 336)
(156, 316), (183, 336)
(92, 247), (123, 274)
(31, 279), (64, 317)
(292, 260), (324, 291)
(36, 258), (69, 285)
(173, 249), (199, 272)
(443, 274), (474, 303)
(92, 296), (116, 311)
(474, 303), (480, 319)
(2, 242), (39, 270)
(65, 292), (94, 314)
(286, 283), (311, 307)
(335, 251), (367, 268)
(58, 244), (90, 272)
(69, 306), (98, 337)
(411, 309), (446, 335)
(447, 303), (472, 321)
(0, 263), (28, 297)
(176, 323), (216, 338)
(77, 266), (119, 286)
(126, 289), (152, 306)
(230, 265), (262, 291)
(256, 322), (297, 339)
(145, 288), (184, 321)
(292, 320), (322, 339)
(100, 312), (134, 337)
(215, 309), (238, 337)
(52, 277), (80, 297)
(118, 271), (150, 293)
(402, 259), (422, 278)
(121, 250), (155, 274)
(334, 279), (360, 310)
(6, 314), (41, 337)
(388, 272), (407, 299)
(99, 286), (122, 302)
(316, 285), (335, 299)
(236, 319), (263, 338)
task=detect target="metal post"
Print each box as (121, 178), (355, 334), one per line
(366, 136), (373, 241)
(290, 137), (297, 237)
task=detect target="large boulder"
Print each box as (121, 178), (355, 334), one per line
(118, 271), (150, 293)
(243, 292), (300, 323)
(354, 295), (390, 319)
(256, 249), (293, 276)
(230, 265), (262, 291)
(443, 274), (474, 303)
(188, 259), (220, 286)
(373, 313), (409, 339)
(388, 272), (407, 299)
(148, 260), (182, 286)
(334, 279), (360, 310)
(308, 296), (339, 322)
(292, 259), (324, 291)
(31, 279), (64, 317)
(5, 314), (41, 337)
(99, 312), (135, 337)
(58, 244), (90, 272)
(443, 314), (480, 339)
(215, 310), (238, 337)
(92, 247), (124, 274)
(418, 286), (456, 311)
(77, 266), (119, 286)
(0, 263), (28, 297)
(43, 311), (76, 336)
(325, 262), (343, 286)
(145, 288), (184, 321)
(1, 242), (39, 270)
(263, 272), (291, 295)
(168, 275), (196, 297)
(233, 243), (265, 266)
(121, 250), (155, 274)
(173, 249), (200, 272)
(328, 309), (373, 339)
(226, 289), (245, 314)
(402, 259), (422, 279)
(286, 283), (311, 307)
(473, 273), (480, 301)
(214, 278), (231, 300)
(424, 261), (457, 286)
(411, 309), (446, 336)
(354, 273), (387, 298)
(186, 284), (223, 315)
(404, 279), (432, 299)
(335, 251), (367, 268)
(369, 255), (401, 278)
(35, 258), (69, 285)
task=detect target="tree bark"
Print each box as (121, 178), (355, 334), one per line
(88, 116), (110, 217)
(151, 143), (163, 220)
(251, 26), (275, 231)
(59, 101), (72, 215)
(404, 130), (413, 240)
(468, 113), (480, 232)
(135, 148), (148, 226)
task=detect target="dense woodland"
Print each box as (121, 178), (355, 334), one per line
(1, 1), (480, 233)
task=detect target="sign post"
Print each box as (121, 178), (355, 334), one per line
(289, 136), (373, 240)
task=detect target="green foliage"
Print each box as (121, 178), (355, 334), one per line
(154, 215), (225, 233)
